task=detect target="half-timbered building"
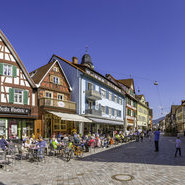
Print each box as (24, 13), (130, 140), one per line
(0, 30), (38, 139)
(30, 59), (90, 138)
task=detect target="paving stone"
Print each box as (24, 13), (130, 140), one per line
(0, 136), (185, 184)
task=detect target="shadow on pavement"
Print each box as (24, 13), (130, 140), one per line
(80, 136), (185, 166)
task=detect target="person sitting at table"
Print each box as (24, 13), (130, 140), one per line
(24, 139), (31, 148)
(0, 135), (8, 151)
(51, 138), (59, 150)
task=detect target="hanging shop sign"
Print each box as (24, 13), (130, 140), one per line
(0, 106), (30, 115)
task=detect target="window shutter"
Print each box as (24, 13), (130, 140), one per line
(50, 75), (53, 83)
(12, 66), (17, 77)
(24, 90), (28, 105)
(9, 88), (14, 103)
(0, 63), (3, 75)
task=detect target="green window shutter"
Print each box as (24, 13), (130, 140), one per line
(0, 63), (3, 75)
(12, 66), (17, 77)
(9, 88), (14, 103)
(24, 90), (28, 105)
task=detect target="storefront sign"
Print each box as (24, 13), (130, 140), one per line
(0, 106), (30, 115)
(57, 101), (65, 108)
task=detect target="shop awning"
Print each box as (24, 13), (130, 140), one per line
(48, 111), (92, 123)
(88, 117), (124, 126)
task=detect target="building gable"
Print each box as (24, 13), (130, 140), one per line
(40, 62), (70, 99)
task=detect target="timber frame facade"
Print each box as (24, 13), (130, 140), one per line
(0, 30), (38, 139)
(30, 59), (77, 138)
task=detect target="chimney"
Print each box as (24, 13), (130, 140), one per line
(182, 100), (185, 105)
(72, 57), (78, 64)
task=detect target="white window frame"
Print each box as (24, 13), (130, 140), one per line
(3, 64), (12, 76)
(114, 95), (117, 103)
(101, 106), (106, 114)
(101, 88), (106, 98)
(109, 92), (112, 101)
(14, 89), (24, 104)
(57, 93), (64, 101)
(45, 91), (53, 98)
(109, 107), (112, 116)
(119, 98), (122, 105)
(53, 76), (59, 84)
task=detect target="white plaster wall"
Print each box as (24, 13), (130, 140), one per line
(32, 93), (35, 106)
(5, 77), (12, 83)
(20, 80), (24, 86)
(1, 94), (6, 102)
(81, 78), (86, 114)
(82, 78), (124, 121)
(14, 77), (19, 84)
(25, 81), (30, 87)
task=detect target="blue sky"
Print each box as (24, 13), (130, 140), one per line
(1, 0), (185, 119)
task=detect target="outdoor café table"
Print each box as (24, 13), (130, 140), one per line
(28, 145), (40, 162)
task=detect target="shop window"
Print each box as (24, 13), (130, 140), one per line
(0, 119), (7, 138)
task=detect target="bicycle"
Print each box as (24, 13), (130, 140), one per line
(72, 143), (83, 158)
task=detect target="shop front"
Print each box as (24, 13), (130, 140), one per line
(0, 118), (34, 139)
(0, 105), (36, 139)
(85, 117), (124, 136)
(43, 111), (92, 137)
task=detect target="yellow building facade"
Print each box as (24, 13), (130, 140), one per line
(136, 95), (149, 130)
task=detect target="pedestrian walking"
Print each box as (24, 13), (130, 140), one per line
(175, 136), (182, 157)
(154, 128), (160, 152)
(140, 132), (144, 142)
(136, 130), (140, 142)
(148, 129), (152, 142)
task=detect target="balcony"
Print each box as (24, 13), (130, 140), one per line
(39, 98), (76, 111)
(85, 109), (102, 116)
(85, 89), (102, 100)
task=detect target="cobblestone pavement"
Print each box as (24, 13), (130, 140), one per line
(1, 135), (185, 185)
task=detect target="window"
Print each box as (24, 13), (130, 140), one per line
(115, 95), (117, 103)
(119, 98), (122, 105)
(109, 92), (112, 100)
(14, 89), (23, 104)
(117, 110), (121, 117)
(57, 94), (64, 100)
(3, 64), (12, 76)
(101, 89), (106, 98)
(53, 76), (59, 84)
(102, 106), (106, 114)
(53, 67), (58, 72)
(127, 109), (131, 116)
(88, 82), (93, 90)
(109, 107), (112, 115)
(45, 91), (52, 98)
(112, 108), (115, 116)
